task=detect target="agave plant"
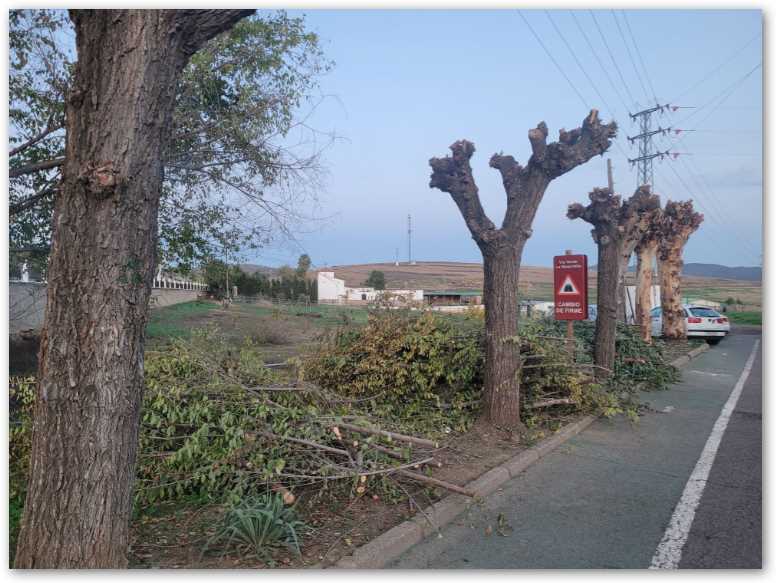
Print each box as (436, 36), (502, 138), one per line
(205, 493), (306, 563)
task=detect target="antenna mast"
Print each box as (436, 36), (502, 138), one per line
(407, 214), (416, 265)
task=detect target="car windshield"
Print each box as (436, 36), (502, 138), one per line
(689, 307), (721, 318)
(650, 307), (661, 316)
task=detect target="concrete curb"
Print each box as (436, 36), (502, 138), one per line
(331, 414), (596, 569)
(330, 343), (707, 568)
(669, 341), (709, 368)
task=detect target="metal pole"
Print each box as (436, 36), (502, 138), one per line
(565, 249), (575, 359)
(225, 245), (229, 302)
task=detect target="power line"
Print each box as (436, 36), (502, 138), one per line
(570, 11), (631, 115)
(545, 11), (619, 120)
(518, 10), (590, 110)
(654, 169), (745, 262)
(611, 10), (651, 105)
(659, 152), (761, 261)
(667, 145), (762, 258)
(671, 31), (762, 103)
(590, 10), (637, 108)
(621, 10), (659, 103)
(521, 10), (629, 162)
(621, 21), (761, 262)
(671, 62), (762, 128)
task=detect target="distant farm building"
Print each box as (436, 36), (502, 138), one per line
(424, 290), (482, 306)
(317, 271), (422, 305)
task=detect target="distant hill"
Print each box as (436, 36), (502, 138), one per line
(681, 263), (761, 281)
(316, 261), (761, 307)
(238, 263), (279, 277)
(592, 262), (761, 282)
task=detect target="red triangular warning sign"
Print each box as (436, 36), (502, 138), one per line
(557, 275), (579, 295)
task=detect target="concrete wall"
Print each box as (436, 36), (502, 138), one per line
(150, 288), (202, 308)
(9, 282), (204, 334)
(9, 282), (48, 334)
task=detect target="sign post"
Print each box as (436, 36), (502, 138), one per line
(553, 250), (589, 358)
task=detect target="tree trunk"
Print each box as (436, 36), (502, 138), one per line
(659, 248), (687, 339)
(594, 238), (620, 375)
(14, 10), (251, 569)
(616, 246), (632, 323)
(480, 243), (522, 426)
(616, 270), (628, 323)
(635, 240), (657, 343)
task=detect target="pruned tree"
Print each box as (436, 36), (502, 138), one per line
(14, 9), (254, 568)
(616, 187), (661, 324)
(429, 110), (616, 426)
(634, 208), (663, 343)
(567, 185), (660, 374)
(657, 200), (704, 339)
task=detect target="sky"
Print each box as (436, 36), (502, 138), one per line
(252, 8), (762, 269)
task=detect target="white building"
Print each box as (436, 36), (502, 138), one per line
(317, 271), (423, 305)
(318, 271), (347, 302)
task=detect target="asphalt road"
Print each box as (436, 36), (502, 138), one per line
(390, 330), (762, 569)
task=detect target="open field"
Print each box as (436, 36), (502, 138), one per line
(727, 311), (762, 326)
(147, 299), (369, 363)
(319, 261), (762, 307)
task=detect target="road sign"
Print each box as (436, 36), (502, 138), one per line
(554, 254), (588, 320)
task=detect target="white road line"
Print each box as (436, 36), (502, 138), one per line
(649, 338), (760, 569)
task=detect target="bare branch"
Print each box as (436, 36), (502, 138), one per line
(429, 140), (497, 244)
(10, 187), (58, 216)
(10, 157), (65, 179)
(9, 122), (64, 157)
(529, 109), (617, 180)
(175, 9), (256, 58)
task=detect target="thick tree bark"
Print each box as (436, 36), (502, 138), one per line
(657, 200), (703, 340)
(595, 235), (620, 374)
(14, 9), (252, 569)
(430, 111), (616, 427)
(481, 243), (523, 425)
(635, 238), (658, 343)
(658, 249), (686, 339)
(568, 186), (659, 376)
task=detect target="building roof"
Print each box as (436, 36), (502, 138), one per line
(424, 290), (482, 297)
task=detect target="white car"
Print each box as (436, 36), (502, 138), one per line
(650, 304), (731, 344)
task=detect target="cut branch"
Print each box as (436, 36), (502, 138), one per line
(396, 469), (476, 497)
(336, 422), (439, 449)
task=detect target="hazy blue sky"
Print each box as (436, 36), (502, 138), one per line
(254, 8), (762, 269)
